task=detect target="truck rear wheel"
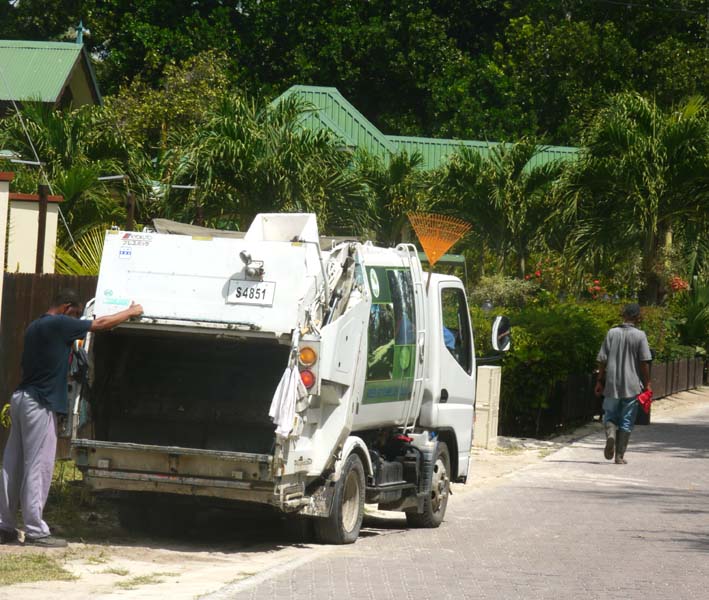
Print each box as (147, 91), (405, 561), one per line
(314, 453), (365, 544)
(406, 441), (450, 528)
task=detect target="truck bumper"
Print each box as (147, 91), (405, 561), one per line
(72, 439), (283, 506)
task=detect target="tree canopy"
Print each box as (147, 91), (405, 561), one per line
(1, 1), (707, 302)
(1, 0), (705, 144)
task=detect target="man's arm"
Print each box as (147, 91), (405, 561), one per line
(89, 302), (143, 332)
(640, 361), (651, 392)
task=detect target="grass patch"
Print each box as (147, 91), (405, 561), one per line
(85, 551), (109, 565)
(0, 553), (76, 586)
(101, 567), (130, 576)
(115, 572), (179, 590)
(494, 446), (525, 455)
(43, 460), (123, 542)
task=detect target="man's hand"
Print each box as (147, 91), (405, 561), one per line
(128, 302), (144, 318)
(594, 381), (604, 398)
(90, 301), (144, 332)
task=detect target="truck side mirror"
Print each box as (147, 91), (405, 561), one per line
(491, 315), (511, 352)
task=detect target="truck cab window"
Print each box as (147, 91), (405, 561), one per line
(364, 267), (416, 404)
(441, 287), (473, 374)
(367, 303), (395, 380)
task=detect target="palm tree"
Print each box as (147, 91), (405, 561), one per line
(0, 102), (140, 239)
(560, 93), (709, 303)
(55, 224), (107, 275)
(429, 147), (497, 275)
(168, 94), (371, 234)
(354, 150), (430, 246)
(676, 282), (709, 350)
(434, 140), (563, 277)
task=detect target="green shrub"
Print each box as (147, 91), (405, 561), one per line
(569, 302), (696, 360)
(471, 306), (495, 357)
(490, 298), (700, 437)
(468, 275), (539, 310)
(499, 303), (606, 436)
(673, 282), (709, 354)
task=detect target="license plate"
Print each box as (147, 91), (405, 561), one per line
(226, 280), (276, 306)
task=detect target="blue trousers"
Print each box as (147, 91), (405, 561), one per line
(602, 396), (639, 433)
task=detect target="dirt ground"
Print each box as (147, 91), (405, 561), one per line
(1, 388), (707, 600)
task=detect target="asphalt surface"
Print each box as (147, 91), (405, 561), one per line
(209, 392), (709, 600)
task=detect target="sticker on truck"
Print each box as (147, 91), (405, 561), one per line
(226, 279), (276, 306)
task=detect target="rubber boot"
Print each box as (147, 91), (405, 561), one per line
(615, 431), (630, 464)
(604, 422), (616, 460)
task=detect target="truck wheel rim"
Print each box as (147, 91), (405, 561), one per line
(431, 457), (449, 513)
(341, 469), (361, 532)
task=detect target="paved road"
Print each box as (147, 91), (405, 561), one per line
(209, 396), (709, 600)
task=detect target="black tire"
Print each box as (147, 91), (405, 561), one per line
(406, 441), (450, 528)
(314, 453), (365, 544)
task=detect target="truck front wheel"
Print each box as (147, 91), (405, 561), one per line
(314, 453), (365, 544)
(406, 441), (450, 528)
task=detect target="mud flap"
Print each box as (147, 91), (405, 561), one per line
(299, 479), (337, 518)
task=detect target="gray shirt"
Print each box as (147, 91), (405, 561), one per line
(597, 323), (652, 399)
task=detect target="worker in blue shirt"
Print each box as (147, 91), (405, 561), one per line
(443, 326), (456, 353)
(0, 289), (142, 547)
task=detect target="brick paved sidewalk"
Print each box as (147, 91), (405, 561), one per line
(209, 389), (709, 600)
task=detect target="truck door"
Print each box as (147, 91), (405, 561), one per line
(438, 284), (476, 479)
(356, 266), (417, 428)
(440, 286), (473, 380)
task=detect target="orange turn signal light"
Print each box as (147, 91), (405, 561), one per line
(300, 369), (316, 389)
(298, 346), (317, 366)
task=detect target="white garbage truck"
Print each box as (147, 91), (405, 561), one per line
(70, 213), (509, 544)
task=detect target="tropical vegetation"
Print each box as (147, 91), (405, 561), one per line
(0, 1), (707, 437)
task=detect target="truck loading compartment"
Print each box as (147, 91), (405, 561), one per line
(89, 327), (289, 455)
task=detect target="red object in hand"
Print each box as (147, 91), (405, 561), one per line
(637, 390), (653, 414)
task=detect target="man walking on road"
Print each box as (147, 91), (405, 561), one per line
(595, 303), (652, 464)
(0, 289), (142, 547)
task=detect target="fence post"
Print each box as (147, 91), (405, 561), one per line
(0, 174), (11, 330)
(35, 183), (49, 274)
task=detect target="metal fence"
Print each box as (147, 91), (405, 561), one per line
(0, 273), (98, 451)
(531, 358), (706, 436)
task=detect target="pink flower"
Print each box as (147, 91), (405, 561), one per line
(535, 270), (541, 277)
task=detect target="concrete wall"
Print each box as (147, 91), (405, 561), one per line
(473, 365), (501, 449)
(0, 173), (12, 311)
(6, 194), (61, 273)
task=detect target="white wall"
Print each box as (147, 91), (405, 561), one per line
(0, 178), (9, 310)
(6, 199), (59, 274)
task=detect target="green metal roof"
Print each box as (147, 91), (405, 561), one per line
(276, 85), (397, 161)
(274, 85), (578, 169)
(0, 40), (101, 104)
(389, 136), (578, 170)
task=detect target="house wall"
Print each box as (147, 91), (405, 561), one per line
(0, 173), (12, 312)
(6, 196), (61, 273)
(67, 60), (95, 107)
